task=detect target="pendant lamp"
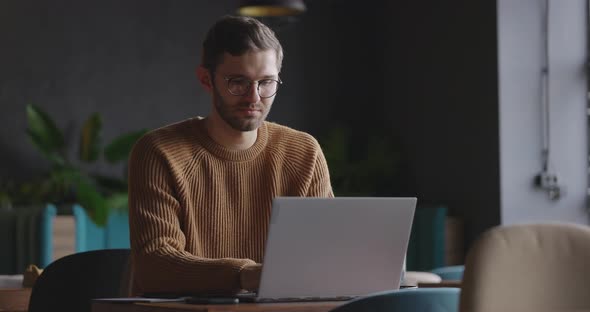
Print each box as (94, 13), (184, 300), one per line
(237, 0), (306, 17)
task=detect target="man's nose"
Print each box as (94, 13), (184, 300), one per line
(243, 82), (261, 103)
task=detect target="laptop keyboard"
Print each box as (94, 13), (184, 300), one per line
(238, 293), (356, 303)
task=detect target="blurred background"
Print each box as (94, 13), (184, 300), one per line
(0, 0), (587, 274)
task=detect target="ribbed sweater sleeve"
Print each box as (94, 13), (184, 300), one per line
(307, 143), (333, 197)
(128, 118), (333, 295)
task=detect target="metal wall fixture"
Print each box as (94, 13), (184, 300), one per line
(533, 0), (563, 200)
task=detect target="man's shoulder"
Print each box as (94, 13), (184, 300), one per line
(265, 121), (317, 143)
(265, 121), (319, 147)
(151, 117), (201, 137)
(264, 122), (322, 156)
(133, 117), (202, 154)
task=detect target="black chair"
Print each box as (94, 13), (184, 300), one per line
(28, 249), (130, 312)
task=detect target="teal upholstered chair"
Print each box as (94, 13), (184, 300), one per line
(406, 206), (448, 271)
(0, 204), (54, 273)
(431, 265), (465, 280)
(331, 288), (460, 312)
(39, 204), (57, 268)
(38, 204), (130, 268)
(72, 204), (130, 252)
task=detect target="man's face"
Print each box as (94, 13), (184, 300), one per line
(211, 50), (279, 132)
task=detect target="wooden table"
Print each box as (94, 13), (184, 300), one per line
(0, 288), (31, 312)
(418, 280), (462, 288)
(92, 280), (463, 312)
(93, 300), (346, 312)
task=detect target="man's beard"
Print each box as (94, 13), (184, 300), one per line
(212, 86), (270, 132)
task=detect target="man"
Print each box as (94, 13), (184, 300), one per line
(127, 15), (333, 295)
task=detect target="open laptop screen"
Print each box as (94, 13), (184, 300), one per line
(255, 197), (416, 300)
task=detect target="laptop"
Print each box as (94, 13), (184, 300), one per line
(238, 196), (417, 303)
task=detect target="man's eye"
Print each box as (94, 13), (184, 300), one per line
(259, 80), (274, 86)
(231, 78), (249, 85)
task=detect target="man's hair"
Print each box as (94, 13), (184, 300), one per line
(202, 15), (284, 73)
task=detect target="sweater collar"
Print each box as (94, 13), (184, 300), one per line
(192, 117), (269, 162)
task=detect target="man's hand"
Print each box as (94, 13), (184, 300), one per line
(240, 263), (262, 291)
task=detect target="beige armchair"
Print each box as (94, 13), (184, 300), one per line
(460, 223), (590, 312)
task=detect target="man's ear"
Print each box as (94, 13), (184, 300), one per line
(196, 66), (213, 93)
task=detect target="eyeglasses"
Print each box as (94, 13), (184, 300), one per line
(223, 76), (282, 98)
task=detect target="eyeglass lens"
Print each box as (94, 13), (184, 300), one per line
(227, 78), (279, 98)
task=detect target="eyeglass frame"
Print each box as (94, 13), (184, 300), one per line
(222, 76), (283, 99)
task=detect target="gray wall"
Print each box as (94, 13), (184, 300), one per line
(383, 2), (501, 249)
(1, 1), (231, 177)
(498, 0), (589, 224)
(1, 1), (502, 253)
(0, 0), (311, 177)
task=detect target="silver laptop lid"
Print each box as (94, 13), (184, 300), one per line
(257, 197), (416, 299)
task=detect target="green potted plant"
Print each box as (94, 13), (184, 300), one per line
(0, 104), (146, 272)
(23, 103), (147, 226)
(320, 125), (399, 196)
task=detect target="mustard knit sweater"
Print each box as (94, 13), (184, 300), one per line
(128, 117), (333, 295)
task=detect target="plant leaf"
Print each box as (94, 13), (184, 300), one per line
(76, 178), (109, 226)
(26, 104), (65, 155)
(320, 126), (350, 184)
(92, 174), (128, 193)
(79, 113), (102, 163)
(46, 167), (80, 202)
(26, 129), (66, 166)
(104, 129), (148, 164)
(105, 192), (128, 212)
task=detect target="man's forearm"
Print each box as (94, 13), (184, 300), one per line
(132, 248), (256, 295)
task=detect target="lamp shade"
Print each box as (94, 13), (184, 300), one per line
(237, 0), (306, 17)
